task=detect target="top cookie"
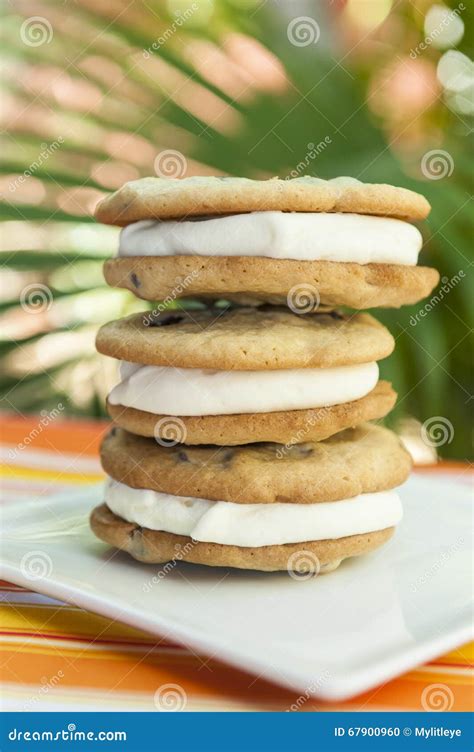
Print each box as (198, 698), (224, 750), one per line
(96, 307), (394, 370)
(95, 176), (431, 225)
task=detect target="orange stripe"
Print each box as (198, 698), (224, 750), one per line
(1, 645), (472, 710)
(0, 646), (296, 703)
(0, 412), (108, 456)
(0, 581), (24, 590)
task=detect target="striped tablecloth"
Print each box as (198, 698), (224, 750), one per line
(1, 414), (472, 712)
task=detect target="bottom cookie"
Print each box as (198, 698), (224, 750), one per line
(90, 503), (395, 573)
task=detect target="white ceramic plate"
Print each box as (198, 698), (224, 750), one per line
(1, 474), (472, 701)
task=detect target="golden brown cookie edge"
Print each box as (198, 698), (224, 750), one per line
(103, 256), (440, 310)
(106, 380), (397, 445)
(95, 177), (430, 225)
(95, 307), (395, 370)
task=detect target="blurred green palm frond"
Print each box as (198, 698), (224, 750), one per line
(1, 0), (472, 458)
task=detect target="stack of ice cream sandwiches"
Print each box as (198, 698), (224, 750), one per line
(90, 176), (439, 574)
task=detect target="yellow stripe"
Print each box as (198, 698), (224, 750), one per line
(0, 642), (193, 664)
(0, 465), (103, 484)
(0, 604), (152, 642)
(440, 642), (474, 662)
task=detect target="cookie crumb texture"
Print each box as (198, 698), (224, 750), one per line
(100, 424), (412, 504)
(96, 307), (394, 370)
(95, 176), (430, 224)
(90, 503), (395, 572)
(103, 257), (439, 310)
(107, 380), (397, 446)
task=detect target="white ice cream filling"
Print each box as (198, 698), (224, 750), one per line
(104, 478), (403, 547)
(117, 211), (422, 265)
(107, 361), (379, 416)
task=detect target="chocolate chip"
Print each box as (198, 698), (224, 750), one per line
(177, 450), (189, 463)
(149, 313), (185, 327)
(109, 426), (117, 437)
(130, 273), (141, 288)
(219, 448), (235, 467)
